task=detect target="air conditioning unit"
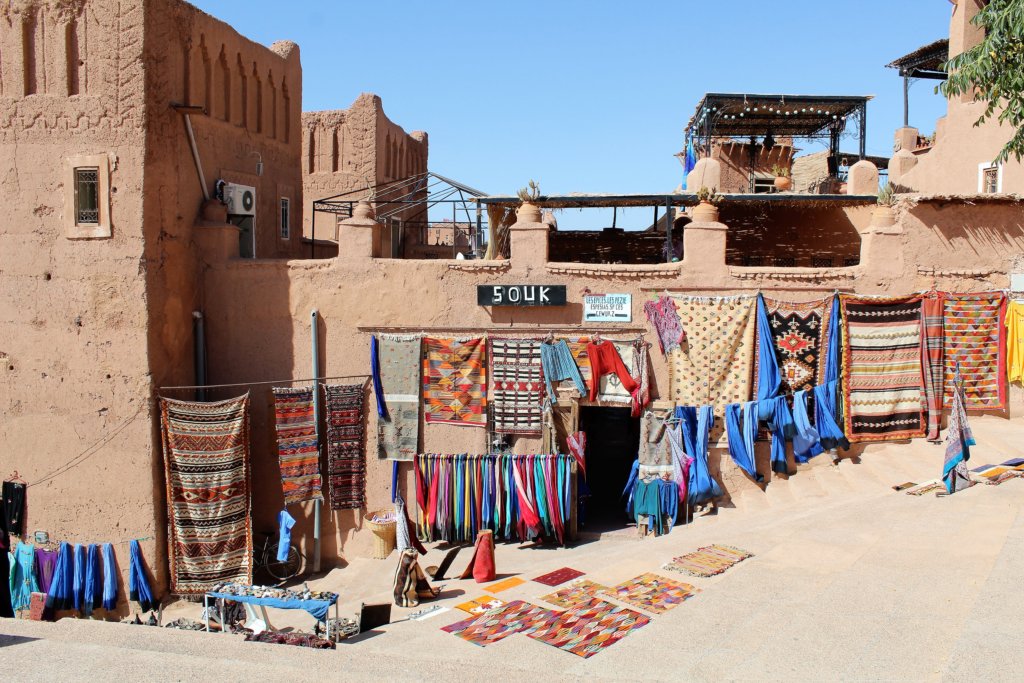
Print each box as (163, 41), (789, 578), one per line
(223, 183), (256, 216)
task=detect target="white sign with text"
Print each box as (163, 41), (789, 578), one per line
(583, 293), (632, 323)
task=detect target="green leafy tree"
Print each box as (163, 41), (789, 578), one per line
(941, 0), (1024, 164)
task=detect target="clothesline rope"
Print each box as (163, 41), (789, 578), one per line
(158, 375), (370, 391)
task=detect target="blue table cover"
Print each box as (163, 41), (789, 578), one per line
(206, 591), (338, 621)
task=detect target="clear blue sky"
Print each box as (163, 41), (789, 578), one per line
(193, 0), (952, 229)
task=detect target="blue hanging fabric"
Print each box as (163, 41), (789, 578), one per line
(756, 294), (782, 401)
(824, 295), (841, 384)
(71, 544), (84, 612)
(659, 479), (679, 528)
(45, 542), (74, 613)
(741, 401), (761, 481)
(814, 380), (849, 451)
(101, 543), (118, 611)
(685, 405), (723, 505)
(621, 459), (640, 517)
(391, 460), (399, 503)
(681, 132), (697, 189)
(792, 390), (824, 463)
(83, 544), (101, 616)
(763, 396), (795, 474)
(724, 403), (757, 479)
(371, 335), (387, 418)
(677, 406), (698, 457)
(128, 539), (156, 613)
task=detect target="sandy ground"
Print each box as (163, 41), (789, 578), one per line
(2, 414), (1023, 681)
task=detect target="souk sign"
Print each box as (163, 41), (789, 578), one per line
(477, 284), (567, 306)
(583, 293), (632, 322)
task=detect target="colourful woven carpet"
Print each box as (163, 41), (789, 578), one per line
(441, 600), (554, 647)
(943, 292), (1007, 410)
(669, 296), (756, 414)
(533, 567), (585, 587)
(455, 595), (506, 615)
(599, 573), (698, 614)
(840, 295), (926, 442)
(271, 387), (324, 505)
(905, 481), (945, 496)
(754, 295), (836, 395)
(921, 294), (945, 441)
(324, 384), (366, 510)
(160, 395), (253, 596)
(377, 335), (421, 461)
(490, 338), (544, 435)
(664, 544), (753, 578)
(486, 576), (525, 593)
(423, 337), (487, 427)
(526, 598), (649, 658)
(540, 579), (607, 609)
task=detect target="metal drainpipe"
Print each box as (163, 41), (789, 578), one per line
(192, 311), (207, 402)
(311, 309), (323, 573)
(183, 114), (210, 201)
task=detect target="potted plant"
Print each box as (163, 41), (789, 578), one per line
(692, 186), (723, 222)
(516, 180), (542, 223)
(772, 164), (792, 192)
(872, 182), (898, 227)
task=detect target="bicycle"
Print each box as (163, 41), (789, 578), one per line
(254, 532), (304, 585)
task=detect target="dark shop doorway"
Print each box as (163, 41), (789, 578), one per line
(579, 406), (640, 530)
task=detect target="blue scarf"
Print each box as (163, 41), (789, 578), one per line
(792, 390), (824, 463)
(742, 401), (760, 480)
(83, 544), (102, 616)
(659, 480), (679, 528)
(684, 405), (722, 505)
(762, 396), (795, 474)
(677, 406), (698, 457)
(101, 543), (118, 611)
(371, 335), (387, 418)
(813, 380), (849, 451)
(756, 294), (782, 401)
(129, 539), (156, 613)
(72, 544), (84, 612)
(45, 542), (74, 612)
(725, 403), (758, 479)
(622, 459), (640, 516)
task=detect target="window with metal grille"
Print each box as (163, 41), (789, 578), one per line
(742, 255), (764, 267)
(812, 257), (833, 268)
(74, 167), (100, 225)
(774, 256), (795, 267)
(844, 257), (860, 267)
(280, 197), (290, 239)
(983, 167), (999, 193)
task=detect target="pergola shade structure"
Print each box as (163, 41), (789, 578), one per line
(886, 38), (948, 127)
(686, 93), (872, 176)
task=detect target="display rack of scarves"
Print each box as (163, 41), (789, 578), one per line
(413, 454), (574, 545)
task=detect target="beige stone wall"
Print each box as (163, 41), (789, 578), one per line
(710, 140), (794, 193)
(196, 197), (1022, 567)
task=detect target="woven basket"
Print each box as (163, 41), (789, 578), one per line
(365, 511), (397, 559)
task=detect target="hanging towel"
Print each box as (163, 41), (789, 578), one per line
(724, 403), (758, 479)
(101, 543), (118, 612)
(44, 542), (74, 613)
(813, 381), (849, 451)
(83, 544), (102, 616)
(683, 406), (722, 505)
(763, 396), (795, 474)
(792, 390), (823, 463)
(755, 294), (782, 400)
(129, 539), (156, 613)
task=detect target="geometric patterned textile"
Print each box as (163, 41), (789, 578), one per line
(663, 544), (753, 578)
(566, 338), (593, 386)
(324, 384), (366, 510)
(921, 294), (946, 441)
(489, 338), (544, 435)
(754, 295), (835, 396)
(271, 387), (324, 505)
(441, 600), (555, 647)
(423, 337), (487, 427)
(377, 335), (421, 461)
(840, 295), (926, 443)
(942, 292), (1007, 410)
(533, 567), (585, 587)
(160, 394), (253, 596)
(526, 598), (650, 658)
(455, 595), (506, 615)
(598, 573), (698, 615)
(540, 579), (608, 609)
(669, 296), (757, 414)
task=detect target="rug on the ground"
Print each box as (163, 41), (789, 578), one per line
(540, 579), (608, 609)
(663, 544), (754, 578)
(840, 294), (926, 442)
(526, 598), (649, 658)
(486, 576), (525, 593)
(599, 573), (698, 614)
(423, 337), (487, 427)
(271, 386), (324, 505)
(533, 567), (585, 587)
(160, 394), (253, 596)
(377, 334), (421, 461)
(455, 595), (506, 615)
(324, 383), (366, 510)
(905, 481), (946, 496)
(669, 295), (757, 414)
(489, 338), (544, 435)
(754, 295), (836, 395)
(441, 600), (554, 647)
(942, 292), (1007, 410)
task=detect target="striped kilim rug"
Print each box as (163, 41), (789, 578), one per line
(943, 292), (1007, 410)
(324, 384), (366, 510)
(526, 598), (649, 658)
(441, 600), (554, 647)
(540, 579), (608, 609)
(664, 544), (753, 578)
(271, 386), (323, 505)
(840, 295), (926, 442)
(490, 338), (544, 435)
(160, 394), (253, 596)
(599, 573), (698, 615)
